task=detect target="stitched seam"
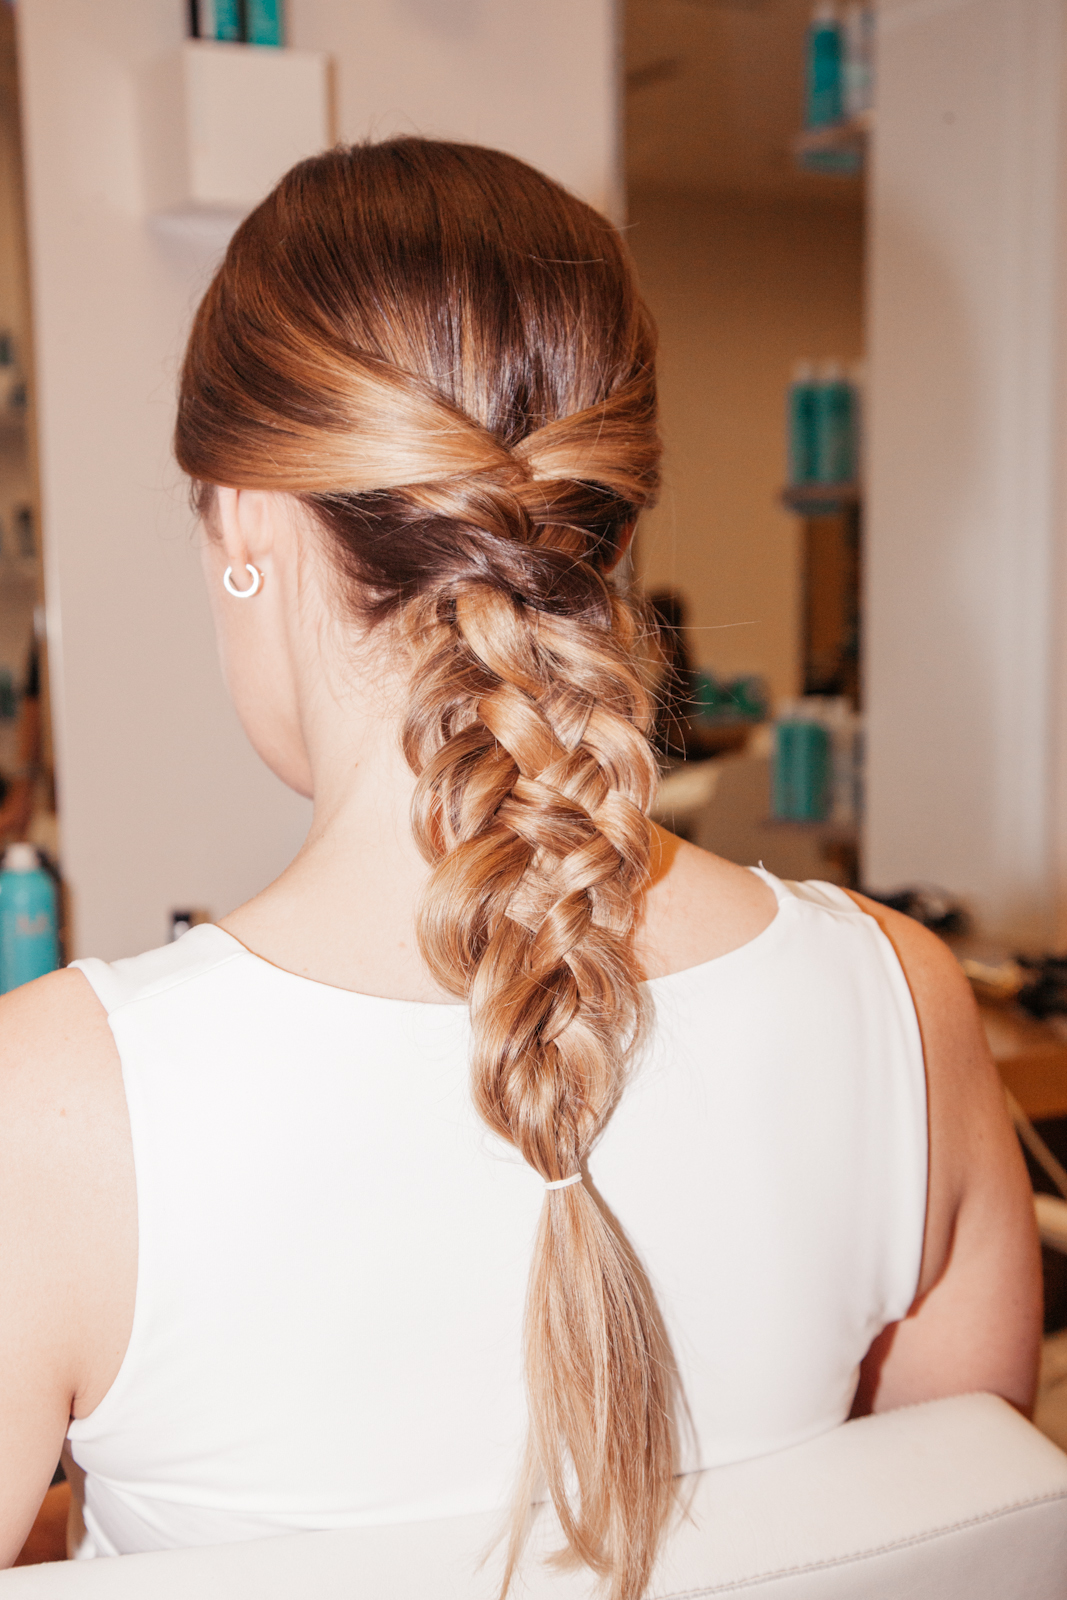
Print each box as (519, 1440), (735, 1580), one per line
(98, 949), (247, 1019)
(651, 1488), (1067, 1597)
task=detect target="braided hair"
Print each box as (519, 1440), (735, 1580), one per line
(176, 137), (675, 1599)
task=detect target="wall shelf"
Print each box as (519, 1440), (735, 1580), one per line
(780, 483), (861, 515)
(793, 110), (873, 175)
(142, 40), (331, 226)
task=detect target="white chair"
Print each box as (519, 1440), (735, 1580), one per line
(4, 1393), (1066, 1598)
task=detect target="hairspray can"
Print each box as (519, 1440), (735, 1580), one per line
(0, 843), (59, 993)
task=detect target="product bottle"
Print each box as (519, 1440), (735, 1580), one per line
(246, 0), (284, 46)
(0, 330), (17, 413)
(777, 704), (831, 819)
(848, 360), (865, 483)
(843, 3), (875, 118)
(787, 361), (819, 485)
(192, 0), (244, 42)
(812, 363), (856, 485)
(0, 843), (59, 994)
(806, 3), (844, 130)
(773, 704), (832, 822)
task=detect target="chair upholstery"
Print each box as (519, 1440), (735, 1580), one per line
(3, 1394), (1066, 1598)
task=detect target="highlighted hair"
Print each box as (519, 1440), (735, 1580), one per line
(176, 138), (675, 1598)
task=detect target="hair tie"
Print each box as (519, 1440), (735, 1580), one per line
(545, 1172), (583, 1190)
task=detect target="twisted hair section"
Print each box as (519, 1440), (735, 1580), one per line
(175, 137), (675, 1599)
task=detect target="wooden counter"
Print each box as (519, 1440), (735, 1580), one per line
(980, 1004), (1067, 1122)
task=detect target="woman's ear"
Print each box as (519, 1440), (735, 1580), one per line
(213, 488), (282, 570)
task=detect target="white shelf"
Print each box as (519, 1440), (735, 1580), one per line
(780, 483), (861, 514)
(142, 41), (332, 226)
(794, 109), (874, 158)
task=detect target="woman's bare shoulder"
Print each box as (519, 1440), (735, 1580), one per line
(0, 966), (120, 1116)
(846, 891), (1041, 1414)
(636, 826), (778, 980)
(0, 967), (134, 1407)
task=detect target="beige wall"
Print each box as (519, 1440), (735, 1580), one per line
(16, 0), (618, 960)
(629, 189), (864, 704)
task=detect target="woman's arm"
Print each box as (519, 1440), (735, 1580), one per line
(849, 896), (1042, 1418)
(0, 970), (134, 1566)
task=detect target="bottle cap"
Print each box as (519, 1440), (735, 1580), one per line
(812, 1), (838, 20)
(792, 360), (816, 383)
(2, 842), (38, 873)
(820, 360), (843, 381)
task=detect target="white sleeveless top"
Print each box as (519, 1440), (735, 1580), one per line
(66, 872), (926, 1559)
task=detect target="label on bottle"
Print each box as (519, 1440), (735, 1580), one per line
(0, 869), (58, 993)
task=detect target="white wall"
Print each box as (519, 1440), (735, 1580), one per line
(864, 0), (1066, 943)
(15, 0), (617, 959)
(290, 1), (620, 222)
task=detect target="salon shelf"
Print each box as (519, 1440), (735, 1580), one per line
(0, 413), (26, 443)
(780, 483), (861, 515)
(793, 109), (873, 167)
(142, 40), (331, 225)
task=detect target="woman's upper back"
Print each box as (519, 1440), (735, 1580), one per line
(58, 870), (926, 1553)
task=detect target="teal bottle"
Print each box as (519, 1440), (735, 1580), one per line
(773, 719), (831, 821)
(191, 0), (242, 40)
(812, 364), (857, 484)
(787, 362), (819, 484)
(0, 843), (59, 993)
(805, 3), (844, 129)
(246, 0), (284, 45)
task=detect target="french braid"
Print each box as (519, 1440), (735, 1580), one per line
(176, 137), (676, 1599)
(402, 510), (672, 1591)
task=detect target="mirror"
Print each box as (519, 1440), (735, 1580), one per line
(625, 0), (865, 888)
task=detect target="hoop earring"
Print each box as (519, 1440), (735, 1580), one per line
(223, 563), (262, 599)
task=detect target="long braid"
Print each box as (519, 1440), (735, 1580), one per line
(400, 478), (675, 1593)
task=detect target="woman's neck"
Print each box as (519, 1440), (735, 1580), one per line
(220, 657), (459, 1002)
(216, 630), (780, 1000)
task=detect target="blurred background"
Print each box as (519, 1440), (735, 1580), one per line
(2, 0), (1061, 963)
(6, 0), (1067, 1484)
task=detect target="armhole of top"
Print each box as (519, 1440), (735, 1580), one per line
(68, 957), (122, 1018)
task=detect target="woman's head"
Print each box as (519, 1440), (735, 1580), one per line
(177, 135), (658, 583)
(177, 138), (674, 1599)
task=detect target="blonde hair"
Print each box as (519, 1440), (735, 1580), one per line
(176, 138), (675, 1598)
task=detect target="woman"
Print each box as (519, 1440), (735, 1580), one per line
(0, 140), (1040, 1598)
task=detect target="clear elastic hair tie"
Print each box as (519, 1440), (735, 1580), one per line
(545, 1172), (583, 1190)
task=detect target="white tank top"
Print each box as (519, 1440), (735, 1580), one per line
(66, 872), (927, 1559)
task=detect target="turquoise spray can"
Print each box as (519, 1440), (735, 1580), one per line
(773, 711), (831, 822)
(805, 3), (844, 129)
(246, 0), (284, 46)
(0, 843), (59, 993)
(812, 363), (857, 484)
(787, 361), (819, 485)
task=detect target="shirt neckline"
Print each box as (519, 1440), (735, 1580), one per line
(197, 867), (792, 1011)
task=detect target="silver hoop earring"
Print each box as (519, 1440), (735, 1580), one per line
(223, 563), (262, 599)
